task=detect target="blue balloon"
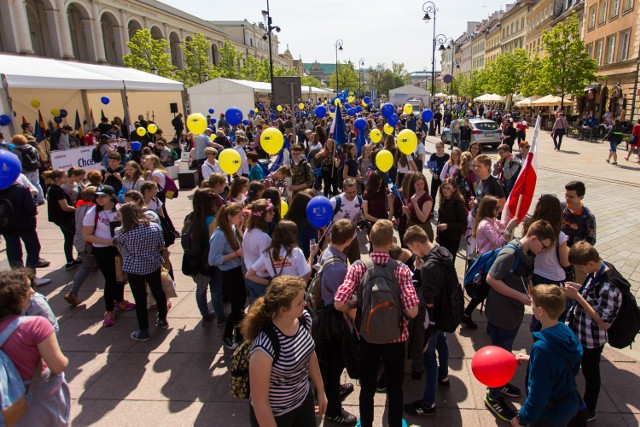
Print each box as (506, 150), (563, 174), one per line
(248, 110), (254, 116)
(208, 108), (214, 114)
(0, 114), (11, 126)
(207, 126), (215, 132)
(356, 106), (363, 113)
(381, 102), (394, 118)
(421, 109), (433, 123)
(101, 96), (110, 105)
(354, 117), (367, 131)
(270, 113), (276, 119)
(210, 119), (217, 124)
(329, 107), (336, 113)
(374, 114), (379, 119)
(316, 105), (327, 119)
(225, 107), (243, 126)
(131, 141), (141, 151)
(242, 119), (249, 126)
(258, 103), (264, 108)
(306, 196), (333, 228)
(388, 114), (399, 127)
(0, 150), (21, 190)
(344, 103), (351, 109)
(347, 108), (357, 116)
(59, 109), (68, 118)
(364, 96), (371, 104)
(54, 116), (63, 124)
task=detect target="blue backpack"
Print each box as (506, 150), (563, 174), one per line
(1, 317), (30, 426)
(463, 243), (520, 300)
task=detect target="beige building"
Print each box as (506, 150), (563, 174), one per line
(471, 26), (487, 71)
(525, 0), (555, 57)
(582, 0), (638, 119)
(500, 0), (535, 53)
(485, 23), (502, 64)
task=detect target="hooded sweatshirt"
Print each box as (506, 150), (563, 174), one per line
(518, 322), (583, 426)
(420, 246), (463, 332)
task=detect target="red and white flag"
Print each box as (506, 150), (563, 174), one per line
(506, 115), (540, 222)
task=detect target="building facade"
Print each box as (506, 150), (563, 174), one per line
(500, 0), (535, 53)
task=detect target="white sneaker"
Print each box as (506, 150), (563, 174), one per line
(34, 278), (52, 287)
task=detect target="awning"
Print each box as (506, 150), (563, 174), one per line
(474, 93), (506, 102)
(515, 96), (541, 107)
(530, 95), (572, 106)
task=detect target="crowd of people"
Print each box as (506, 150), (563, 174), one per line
(0, 98), (634, 427)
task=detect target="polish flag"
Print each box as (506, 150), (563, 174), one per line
(507, 115), (540, 222)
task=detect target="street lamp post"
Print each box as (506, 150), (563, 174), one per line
(358, 58), (365, 98)
(262, 0), (280, 107)
(422, 1), (439, 135)
(448, 41), (461, 107)
(335, 39), (343, 94)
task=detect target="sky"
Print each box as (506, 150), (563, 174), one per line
(161, 0), (510, 73)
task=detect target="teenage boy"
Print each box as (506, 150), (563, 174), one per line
(473, 154), (506, 208)
(330, 178), (363, 263)
(562, 181), (596, 248)
(288, 144), (314, 197)
(492, 144), (521, 197)
(103, 152), (124, 194)
(403, 225), (459, 416)
(484, 219), (556, 421)
(263, 166), (291, 198)
(335, 220), (419, 427)
(512, 285), (583, 427)
(318, 219), (357, 426)
(564, 241), (622, 422)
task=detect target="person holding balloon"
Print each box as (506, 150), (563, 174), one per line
(427, 142), (450, 201)
(403, 172), (435, 243)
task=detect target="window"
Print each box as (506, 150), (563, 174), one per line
(586, 42), (593, 58)
(622, 0), (633, 10)
(595, 39), (603, 65)
(618, 29), (630, 61)
(598, 0), (607, 23)
(610, 0), (620, 17)
(588, 5), (597, 29)
(605, 35), (615, 64)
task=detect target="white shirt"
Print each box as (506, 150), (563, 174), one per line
(16, 173), (37, 195)
(83, 206), (119, 248)
(146, 197), (163, 213)
(397, 154), (415, 174)
(201, 159), (224, 181)
(235, 146), (249, 175)
(440, 163), (459, 181)
(414, 142), (426, 159)
(152, 170), (166, 190)
(533, 232), (568, 281)
(330, 193), (362, 222)
(242, 228), (272, 272)
(251, 247), (310, 278)
(58, 132), (70, 150)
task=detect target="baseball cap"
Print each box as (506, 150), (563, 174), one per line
(94, 185), (115, 197)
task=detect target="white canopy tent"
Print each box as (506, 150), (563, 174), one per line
(530, 94), (571, 106)
(389, 85), (430, 106)
(188, 78), (333, 118)
(474, 93), (506, 102)
(515, 96), (541, 107)
(0, 54), (184, 136)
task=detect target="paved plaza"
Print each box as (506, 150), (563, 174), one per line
(3, 130), (640, 426)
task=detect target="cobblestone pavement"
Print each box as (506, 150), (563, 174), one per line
(3, 128), (639, 426)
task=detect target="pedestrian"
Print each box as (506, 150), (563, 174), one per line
(242, 275), (327, 426)
(492, 144), (521, 197)
(449, 117), (461, 150)
(436, 178), (468, 257)
(604, 119), (624, 165)
(246, 151), (264, 182)
(459, 119), (472, 152)
(43, 169), (79, 270)
(10, 134), (44, 204)
(227, 176), (248, 204)
(433, 109), (443, 135)
(473, 154), (505, 208)
(121, 161), (145, 193)
(103, 152), (124, 194)
(623, 117), (640, 162)
(208, 203), (246, 350)
(329, 178), (363, 263)
(552, 112), (568, 151)
(113, 202), (167, 341)
(362, 170), (394, 230)
(316, 139), (340, 197)
(440, 147), (461, 181)
(502, 119), (518, 151)
(427, 142), (449, 200)
(515, 120), (528, 145)
(402, 172), (435, 242)
(284, 192), (318, 259)
(452, 152), (477, 205)
(61, 167), (86, 205)
(242, 199), (275, 302)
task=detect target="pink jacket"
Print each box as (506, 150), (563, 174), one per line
(475, 217), (509, 255)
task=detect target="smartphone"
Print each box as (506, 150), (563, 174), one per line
(309, 238), (317, 252)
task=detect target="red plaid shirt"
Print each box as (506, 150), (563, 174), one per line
(334, 252), (419, 343)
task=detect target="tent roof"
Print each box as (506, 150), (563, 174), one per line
(188, 78), (332, 95)
(515, 96), (541, 107)
(474, 93), (506, 102)
(389, 85), (430, 95)
(530, 95), (569, 106)
(0, 54), (183, 91)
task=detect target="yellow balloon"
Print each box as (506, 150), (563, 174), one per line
(260, 127), (284, 155)
(370, 129), (383, 143)
(298, 103), (305, 110)
(403, 104), (412, 115)
(218, 148), (241, 175)
(51, 108), (61, 117)
(31, 99), (40, 109)
(376, 149), (394, 173)
(334, 98), (341, 106)
(277, 105), (283, 112)
(383, 123), (394, 135)
(397, 129), (418, 155)
(187, 113), (207, 134)
(254, 108), (259, 113)
(348, 96), (355, 103)
(136, 127), (146, 137)
(209, 134), (217, 141)
(280, 200), (288, 218)
(362, 100), (367, 107)
(147, 124), (158, 134)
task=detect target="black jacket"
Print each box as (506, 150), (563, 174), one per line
(0, 183), (37, 232)
(437, 197), (468, 241)
(421, 246), (464, 332)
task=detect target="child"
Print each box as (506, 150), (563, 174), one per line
(484, 219), (556, 422)
(564, 241), (623, 421)
(103, 152), (124, 193)
(513, 285), (582, 427)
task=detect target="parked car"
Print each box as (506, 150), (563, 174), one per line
(440, 118), (503, 149)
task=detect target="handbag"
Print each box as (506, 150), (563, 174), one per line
(160, 268), (178, 298)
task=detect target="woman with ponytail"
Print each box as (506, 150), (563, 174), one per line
(241, 275), (326, 426)
(242, 199), (275, 302)
(208, 203), (246, 349)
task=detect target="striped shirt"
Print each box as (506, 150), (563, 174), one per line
(249, 311), (314, 417)
(334, 252), (420, 343)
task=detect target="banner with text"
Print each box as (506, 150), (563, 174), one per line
(50, 146), (102, 172)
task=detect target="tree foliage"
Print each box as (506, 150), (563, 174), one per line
(329, 61), (359, 92)
(538, 12), (598, 107)
(178, 33), (219, 87)
(482, 48), (531, 97)
(123, 29), (175, 78)
(364, 63), (411, 97)
(217, 41), (244, 80)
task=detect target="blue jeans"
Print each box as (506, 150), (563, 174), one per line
(459, 140), (470, 152)
(69, 251), (96, 295)
(450, 133), (461, 149)
(194, 270), (225, 319)
(3, 229), (41, 269)
(245, 277), (267, 303)
(422, 330), (449, 405)
(487, 322), (520, 398)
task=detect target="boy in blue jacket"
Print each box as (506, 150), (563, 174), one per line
(512, 285), (583, 427)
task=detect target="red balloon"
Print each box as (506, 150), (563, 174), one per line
(471, 346), (518, 388)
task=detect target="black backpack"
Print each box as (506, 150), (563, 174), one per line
(91, 147), (102, 163)
(0, 189), (16, 235)
(423, 252), (465, 333)
(180, 213), (214, 277)
(601, 263), (640, 349)
(13, 146), (40, 172)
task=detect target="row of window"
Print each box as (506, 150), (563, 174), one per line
(586, 28), (631, 65)
(502, 17), (526, 39)
(527, 3), (554, 32)
(588, 0), (634, 30)
(526, 37), (543, 54)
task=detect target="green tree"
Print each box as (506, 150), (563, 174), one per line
(123, 29), (175, 78)
(519, 56), (545, 97)
(329, 61), (359, 92)
(300, 75), (323, 87)
(390, 62), (411, 86)
(239, 55), (269, 82)
(216, 41), (244, 79)
(178, 33), (219, 87)
(538, 12), (598, 107)
(482, 48), (531, 99)
(458, 69), (487, 101)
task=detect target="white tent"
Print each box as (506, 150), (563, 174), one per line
(188, 78), (333, 117)
(389, 85), (430, 106)
(530, 94), (571, 106)
(515, 96), (541, 107)
(0, 54), (184, 136)
(474, 93), (506, 102)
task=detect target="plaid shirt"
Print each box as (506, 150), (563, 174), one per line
(114, 222), (165, 275)
(569, 265), (622, 349)
(334, 252), (419, 343)
(290, 158), (314, 190)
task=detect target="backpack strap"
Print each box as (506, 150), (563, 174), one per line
(332, 196), (342, 217)
(0, 317), (29, 347)
(263, 323), (281, 364)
